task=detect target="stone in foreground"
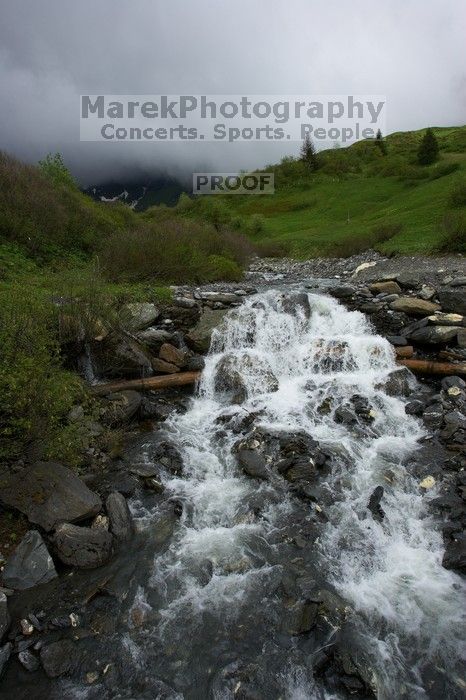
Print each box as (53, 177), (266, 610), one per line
(0, 462), (101, 532)
(52, 523), (113, 569)
(389, 297), (441, 316)
(1, 530), (57, 590)
(106, 491), (133, 541)
(40, 639), (78, 678)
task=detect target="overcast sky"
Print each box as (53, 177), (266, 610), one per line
(1, 0), (465, 185)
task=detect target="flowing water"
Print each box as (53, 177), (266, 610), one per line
(58, 289), (465, 699)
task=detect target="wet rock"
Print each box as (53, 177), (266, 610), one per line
(18, 649), (40, 672)
(408, 325), (462, 345)
(1, 530), (57, 590)
(0, 593), (9, 642)
(458, 328), (466, 348)
(441, 376), (466, 391)
(419, 284), (437, 300)
(159, 342), (187, 368)
(286, 600), (319, 635)
(214, 353), (278, 404)
(390, 297), (441, 316)
(442, 534), (466, 573)
(105, 492), (133, 542)
(386, 335), (407, 346)
(329, 285), (356, 299)
(0, 462), (101, 532)
(367, 486), (385, 522)
(237, 449), (268, 479)
(92, 334), (153, 378)
(438, 288), (466, 316)
(151, 441), (184, 476)
(185, 354), (206, 371)
(151, 357), (180, 374)
(279, 291), (311, 318)
(123, 302), (160, 331)
(136, 327), (173, 350)
(0, 643), (11, 678)
(376, 367), (414, 397)
(369, 281), (401, 295)
(101, 390), (142, 426)
(427, 312), (464, 326)
(396, 272), (420, 289)
(52, 523), (113, 569)
(405, 399), (425, 416)
(186, 308), (228, 353)
(40, 639), (78, 678)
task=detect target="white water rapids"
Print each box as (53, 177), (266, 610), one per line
(126, 289), (465, 699)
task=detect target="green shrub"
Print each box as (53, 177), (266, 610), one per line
(204, 255), (242, 281)
(436, 211), (466, 253)
(99, 219), (252, 283)
(38, 152), (78, 189)
(0, 286), (84, 464)
(448, 178), (466, 207)
(255, 239), (291, 257)
(246, 214), (265, 235)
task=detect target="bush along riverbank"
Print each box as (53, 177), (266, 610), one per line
(0, 252), (464, 696)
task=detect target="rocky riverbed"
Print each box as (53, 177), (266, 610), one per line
(0, 253), (465, 698)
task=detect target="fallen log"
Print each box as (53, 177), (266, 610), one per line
(397, 359), (466, 377)
(89, 371), (201, 397)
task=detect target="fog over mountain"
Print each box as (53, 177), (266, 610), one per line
(1, 0), (465, 185)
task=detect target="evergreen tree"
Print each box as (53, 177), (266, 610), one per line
(375, 128), (387, 155)
(417, 128), (439, 165)
(300, 134), (319, 171)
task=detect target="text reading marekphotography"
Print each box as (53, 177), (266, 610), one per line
(80, 95), (386, 143)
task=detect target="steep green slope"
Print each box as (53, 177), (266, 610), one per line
(202, 125), (466, 257)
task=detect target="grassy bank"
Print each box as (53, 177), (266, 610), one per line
(170, 125), (466, 257)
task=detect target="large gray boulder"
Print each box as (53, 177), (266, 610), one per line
(409, 326), (462, 345)
(390, 297), (441, 316)
(438, 288), (466, 316)
(0, 593), (9, 642)
(186, 308), (228, 353)
(52, 523), (113, 569)
(40, 639), (78, 678)
(105, 492), (133, 542)
(92, 335), (153, 378)
(0, 462), (101, 532)
(2, 530), (57, 590)
(101, 390), (142, 426)
(122, 302), (160, 331)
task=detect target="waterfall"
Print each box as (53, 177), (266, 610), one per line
(124, 289), (464, 699)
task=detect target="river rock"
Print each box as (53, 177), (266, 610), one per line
(408, 326), (462, 345)
(367, 486), (385, 522)
(329, 285), (356, 299)
(123, 302), (160, 331)
(159, 342), (187, 368)
(376, 367), (414, 397)
(52, 523), (113, 569)
(18, 649), (40, 672)
(0, 462), (101, 532)
(458, 329), (466, 349)
(105, 492), (133, 541)
(427, 313), (464, 326)
(279, 291), (311, 318)
(389, 297), (441, 316)
(0, 594), (9, 642)
(237, 449), (268, 479)
(40, 639), (78, 678)
(442, 536), (466, 573)
(369, 281), (401, 295)
(93, 334), (153, 378)
(152, 357), (180, 374)
(0, 643), (11, 678)
(101, 390), (142, 426)
(136, 327), (173, 350)
(214, 353), (278, 404)
(1, 530), (57, 590)
(185, 308), (228, 353)
(438, 288), (466, 315)
(395, 273), (420, 289)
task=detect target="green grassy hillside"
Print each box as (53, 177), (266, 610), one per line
(184, 125), (466, 257)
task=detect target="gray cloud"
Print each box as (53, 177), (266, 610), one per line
(1, 0), (465, 185)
